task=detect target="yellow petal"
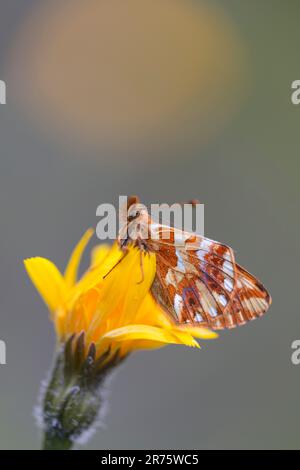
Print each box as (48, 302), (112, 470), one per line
(24, 257), (67, 313)
(98, 324), (201, 357)
(90, 244), (111, 268)
(71, 243), (122, 299)
(169, 329), (201, 348)
(64, 228), (94, 288)
(85, 247), (157, 340)
(121, 340), (170, 352)
(135, 293), (173, 328)
(101, 324), (188, 346)
(65, 286), (100, 337)
(177, 326), (218, 339)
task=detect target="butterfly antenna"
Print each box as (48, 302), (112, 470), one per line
(103, 251), (128, 279)
(179, 199), (201, 206)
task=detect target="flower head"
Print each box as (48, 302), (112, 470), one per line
(24, 229), (217, 449)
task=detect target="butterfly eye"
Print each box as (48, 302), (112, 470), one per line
(128, 210), (140, 222)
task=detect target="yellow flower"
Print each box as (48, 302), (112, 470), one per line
(24, 229), (217, 361)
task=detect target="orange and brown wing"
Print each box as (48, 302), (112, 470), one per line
(149, 228), (271, 330)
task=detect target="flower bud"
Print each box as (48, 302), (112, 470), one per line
(40, 332), (123, 450)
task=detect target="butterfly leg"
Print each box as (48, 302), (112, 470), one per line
(137, 244), (145, 284)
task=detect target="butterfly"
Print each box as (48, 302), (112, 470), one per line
(113, 195), (271, 330)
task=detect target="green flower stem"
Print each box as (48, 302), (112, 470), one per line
(39, 333), (125, 450)
(43, 433), (73, 450)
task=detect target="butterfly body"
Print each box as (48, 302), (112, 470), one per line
(118, 197), (271, 330)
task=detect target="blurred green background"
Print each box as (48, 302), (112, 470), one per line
(0, 0), (299, 449)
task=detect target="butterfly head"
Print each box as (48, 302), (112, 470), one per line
(118, 195), (150, 251)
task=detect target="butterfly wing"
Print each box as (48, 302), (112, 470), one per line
(149, 226), (271, 329)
